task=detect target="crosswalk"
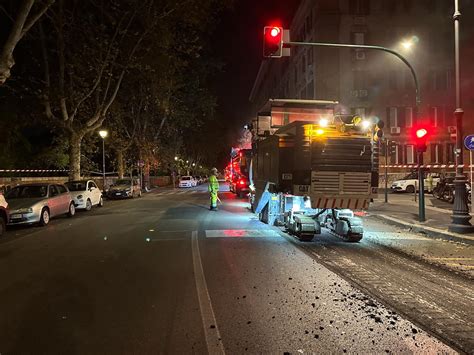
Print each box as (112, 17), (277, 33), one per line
(154, 189), (206, 196)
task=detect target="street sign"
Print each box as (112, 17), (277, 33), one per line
(464, 135), (474, 150)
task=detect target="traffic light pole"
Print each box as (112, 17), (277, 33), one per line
(385, 139), (388, 203)
(417, 151), (425, 222)
(448, 0), (474, 233)
(285, 40), (425, 219)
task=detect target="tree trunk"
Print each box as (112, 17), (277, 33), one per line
(68, 132), (83, 180)
(116, 149), (125, 178)
(143, 161), (150, 190)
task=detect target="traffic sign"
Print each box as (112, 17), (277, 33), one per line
(464, 135), (474, 150)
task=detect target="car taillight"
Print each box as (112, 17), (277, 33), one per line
(238, 179), (246, 186)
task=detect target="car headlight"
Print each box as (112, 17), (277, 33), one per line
(16, 208), (33, 214)
(125, 188), (131, 192)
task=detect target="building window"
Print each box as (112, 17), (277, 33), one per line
(351, 32), (365, 45)
(405, 107), (413, 128)
(447, 143), (455, 163)
(349, 0), (370, 15)
(388, 107), (398, 127)
(391, 144), (400, 164)
(406, 145), (415, 164)
(431, 144), (442, 163)
(429, 107), (439, 127)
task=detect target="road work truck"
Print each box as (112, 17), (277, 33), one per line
(249, 99), (381, 242)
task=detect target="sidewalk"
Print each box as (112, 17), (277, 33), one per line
(368, 196), (474, 245)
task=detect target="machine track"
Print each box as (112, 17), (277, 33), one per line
(327, 228), (363, 242)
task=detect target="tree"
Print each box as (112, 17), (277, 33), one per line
(38, 0), (170, 179)
(0, 0), (55, 85)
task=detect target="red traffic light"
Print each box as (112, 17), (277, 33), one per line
(263, 26), (283, 58)
(412, 126), (431, 153)
(270, 27), (280, 37)
(416, 128), (428, 139)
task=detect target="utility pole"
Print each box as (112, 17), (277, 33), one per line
(449, 0), (474, 233)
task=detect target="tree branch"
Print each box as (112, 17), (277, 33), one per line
(0, 0), (35, 85)
(21, 0), (56, 38)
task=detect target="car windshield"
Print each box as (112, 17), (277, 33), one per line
(402, 172), (417, 180)
(115, 179), (131, 185)
(181, 177), (191, 181)
(66, 181), (87, 191)
(6, 185), (48, 199)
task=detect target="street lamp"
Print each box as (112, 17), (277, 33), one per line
(449, 0), (474, 233)
(98, 130), (108, 191)
(400, 36), (419, 51)
(174, 156), (178, 161)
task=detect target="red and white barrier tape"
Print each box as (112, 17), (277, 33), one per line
(0, 169), (69, 173)
(381, 164), (469, 169)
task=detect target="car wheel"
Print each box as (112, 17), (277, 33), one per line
(406, 185), (415, 193)
(0, 216), (5, 237)
(39, 208), (50, 226)
(98, 196), (104, 207)
(67, 202), (76, 217)
(85, 199), (92, 211)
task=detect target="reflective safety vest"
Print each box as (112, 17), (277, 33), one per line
(208, 175), (219, 192)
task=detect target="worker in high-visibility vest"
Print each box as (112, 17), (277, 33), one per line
(208, 168), (220, 210)
(426, 173), (433, 193)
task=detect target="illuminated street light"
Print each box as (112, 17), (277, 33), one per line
(400, 36), (419, 51)
(401, 40), (413, 50)
(192, 163), (196, 167)
(98, 130), (108, 191)
(174, 156), (178, 161)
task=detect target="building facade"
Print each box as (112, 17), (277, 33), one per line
(250, 0), (474, 169)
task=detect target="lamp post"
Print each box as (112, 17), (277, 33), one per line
(99, 130), (108, 191)
(449, 0), (474, 233)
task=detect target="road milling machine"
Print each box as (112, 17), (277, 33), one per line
(249, 99), (381, 242)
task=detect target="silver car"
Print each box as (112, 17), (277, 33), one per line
(6, 183), (76, 226)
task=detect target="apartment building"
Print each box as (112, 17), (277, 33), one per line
(250, 0), (474, 168)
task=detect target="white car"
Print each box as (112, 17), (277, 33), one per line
(65, 180), (104, 210)
(391, 172), (440, 193)
(179, 176), (195, 188)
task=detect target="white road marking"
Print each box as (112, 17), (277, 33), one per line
(191, 231), (225, 355)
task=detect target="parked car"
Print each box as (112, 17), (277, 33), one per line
(391, 172), (440, 193)
(107, 178), (141, 199)
(0, 193), (8, 236)
(66, 180), (104, 210)
(6, 183), (75, 226)
(179, 176), (195, 188)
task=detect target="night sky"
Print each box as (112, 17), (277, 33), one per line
(211, 0), (299, 148)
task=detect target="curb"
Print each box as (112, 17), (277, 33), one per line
(371, 214), (474, 246)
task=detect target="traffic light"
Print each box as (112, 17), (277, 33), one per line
(263, 26), (283, 58)
(414, 127), (429, 152)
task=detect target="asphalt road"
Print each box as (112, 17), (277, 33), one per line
(0, 183), (467, 354)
